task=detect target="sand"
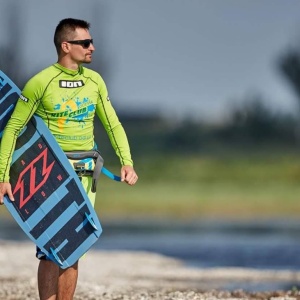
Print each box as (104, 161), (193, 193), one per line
(1, 240), (300, 300)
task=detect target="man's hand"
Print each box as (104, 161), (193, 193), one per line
(121, 165), (138, 186)
(0, 182), (14, 205)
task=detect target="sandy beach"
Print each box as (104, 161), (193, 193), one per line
(1, 240), (300, 300)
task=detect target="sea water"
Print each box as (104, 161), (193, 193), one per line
(2, 217), (300, 291)
(94, 218), (300, 270)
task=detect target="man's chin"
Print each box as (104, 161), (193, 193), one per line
(83, 57), (92, 64)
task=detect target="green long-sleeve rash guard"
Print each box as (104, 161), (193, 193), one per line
(0, 63), (133, 182)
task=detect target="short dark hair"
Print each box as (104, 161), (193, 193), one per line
(54, 18), (90, 54)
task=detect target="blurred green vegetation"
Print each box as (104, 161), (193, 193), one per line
(94, 98), (300, 220)
(95, 152), (300, 220)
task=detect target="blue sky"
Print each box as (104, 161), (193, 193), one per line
(1, 0), (300, 122)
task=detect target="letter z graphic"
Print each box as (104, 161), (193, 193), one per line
(13, 148), (55, 209)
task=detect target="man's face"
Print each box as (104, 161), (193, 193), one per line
(67, 28), (95, 64)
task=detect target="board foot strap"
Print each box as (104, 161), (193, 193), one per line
(85, 212), (98, 230)
(50, 247), (63, 266)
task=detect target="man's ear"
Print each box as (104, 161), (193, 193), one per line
(61, 42), (70, 54)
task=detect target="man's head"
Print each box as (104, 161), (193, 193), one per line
(54, 18), (95, 65)
(54, 18), (90, 53)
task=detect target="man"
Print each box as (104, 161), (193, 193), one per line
(0, 18), (138, 299)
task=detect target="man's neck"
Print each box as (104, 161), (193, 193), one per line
(57, 56), (81, 71)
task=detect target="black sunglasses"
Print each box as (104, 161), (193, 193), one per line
(67, 39), (93, 49)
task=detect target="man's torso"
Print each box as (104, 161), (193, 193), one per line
(22, 63), (104, 151)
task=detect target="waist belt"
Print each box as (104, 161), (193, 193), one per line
(65, 150), (121, 193)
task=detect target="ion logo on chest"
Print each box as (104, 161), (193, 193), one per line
(59, 80), (85, 88)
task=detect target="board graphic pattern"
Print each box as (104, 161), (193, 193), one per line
(0, 71), (102, 269)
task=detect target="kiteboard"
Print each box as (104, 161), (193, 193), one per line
(0, 70), (106, 269)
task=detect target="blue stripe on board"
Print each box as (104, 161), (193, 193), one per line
(12, 128), (41, 162)
(29, 179), (85, 239)
(42, 204), (98, 264)
(0, 103), (14, 119)
(52, 239), (68, 254)
(64, 234), (100, 263)
(44, 205), (100, 260)
(0, 71), (20, 94)
(0, 107), (14, 137)
(35, 203), (80, 246)
(25, 179), (71, 229)
(0, 75), (20, 105)
(75, 217), (89, 233)
(0, 71), (20, 140)
(0, 86), (16, 103)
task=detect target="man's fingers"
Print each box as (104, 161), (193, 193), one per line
(0, 183), (14, 203)
(125, 173), (138, 186)
(7, 191), (15, 202)
(120, 166), (138, 186)
(121, 168), (126, 182)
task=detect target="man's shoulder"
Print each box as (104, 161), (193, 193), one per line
(28, 64), (60, 84)
(82, 67), (103, 81)
(22, 65), (60, 97)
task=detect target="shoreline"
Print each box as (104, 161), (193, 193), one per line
(1, 241), (300, 299)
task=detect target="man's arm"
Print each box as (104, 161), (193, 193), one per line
(95, 74), (138, 185)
